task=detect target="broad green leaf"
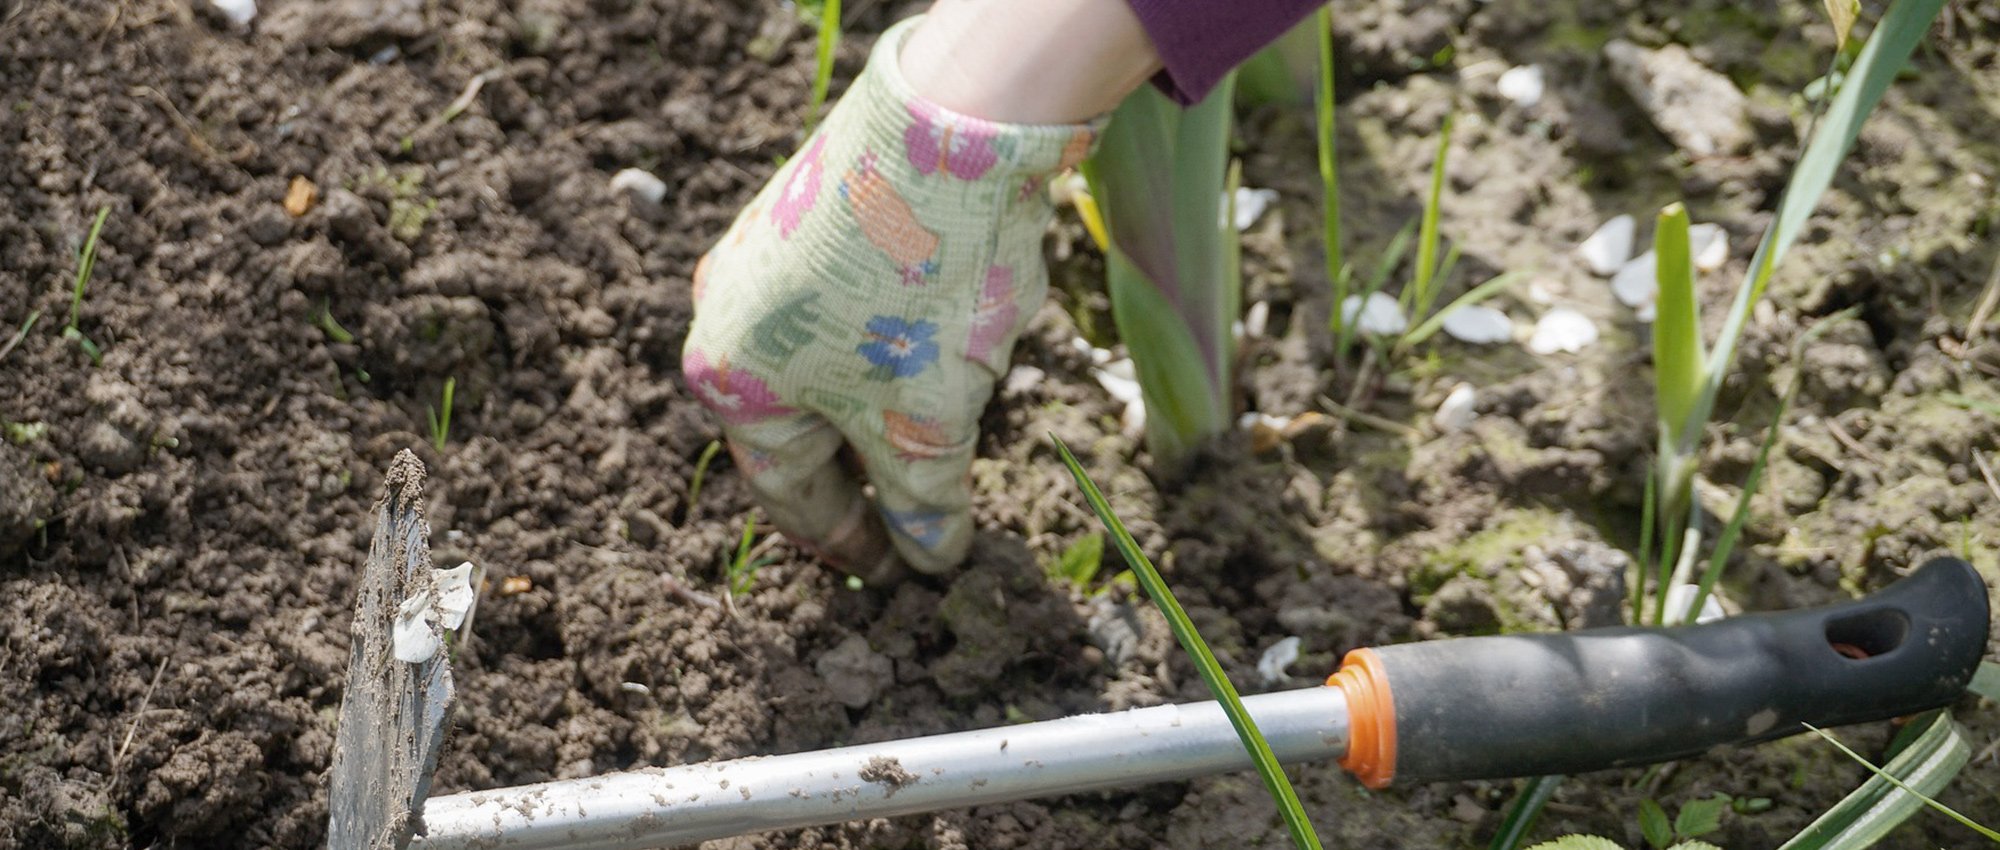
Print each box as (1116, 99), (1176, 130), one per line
(1673, 795), (1730, 839)
(1526, 836), (1624, 850)
(1640, 799), (1673, 850)
(1652, 204), (1705, 455)
(1053, 437), (1323, 850)
(1082, 77), (1239, 468)
(1778, 711), (1987, 849)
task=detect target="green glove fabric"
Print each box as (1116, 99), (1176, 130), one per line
(682, 17), (1101, 578)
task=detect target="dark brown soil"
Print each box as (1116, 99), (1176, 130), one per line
(2, 0), (1996, 848)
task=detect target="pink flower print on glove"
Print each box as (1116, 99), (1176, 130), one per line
(682, 348), (795, 424)
(771, 134), (829, 239)
(904, 102), (999, 181)
(964, 265), (1018, 368)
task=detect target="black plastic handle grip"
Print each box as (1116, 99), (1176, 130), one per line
(1345, 557), (1989, 786)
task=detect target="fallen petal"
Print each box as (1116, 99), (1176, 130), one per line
(1496, 65), (1545, 108)
(1578, 214), (1635, 276)
(1688, 223), (1727, 272)
(1435, 383), (1477, 432)
(391, 591), (441, 663)
(1440, 304), (1513, 344)
(1529, 307), (1598, 354)
(1342, 292), (1408, 336)
(1244, 300), (1271, 338)
(1611, 250), (1657, 308)
(610, 168), (667, 204)
(1663, 583), (1726, 624)
(1257, 636), (1302, 685)
(210, 0), (256, 26)
(434, 561), (477, 630)
(1232, 188), (1280, 231)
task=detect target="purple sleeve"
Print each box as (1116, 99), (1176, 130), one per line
(1125, 0), (1324, 104)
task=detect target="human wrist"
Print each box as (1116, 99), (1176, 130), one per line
(897, 0), (1161, 125)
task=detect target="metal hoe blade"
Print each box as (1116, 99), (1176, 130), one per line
(329, 451), (456, 850)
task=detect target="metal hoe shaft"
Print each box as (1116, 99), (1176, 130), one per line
(413, 686), (1350, 850)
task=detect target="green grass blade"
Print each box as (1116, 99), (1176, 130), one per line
(1634, 465), (1658, 624)
(805, 0), (841, 132)
(1408, 114), (1453, 315)
(1489, 775), (1565, 850)
(67, 205), (111, 331)
(0, 308), (41, 364)
(1778, 711), (1987, 849)
(1403, 271), (1527, 347)
(1054, 436), (1323, 850)
(1316, 7), (1344, 342)
(1694, 0), (1946, 433)
(1684, 307), (1860, 623)
(684, 439), (722, 523)
(1339, 218), (1417, 357)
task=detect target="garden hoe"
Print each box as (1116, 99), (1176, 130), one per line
(330, 456), (1991, 850)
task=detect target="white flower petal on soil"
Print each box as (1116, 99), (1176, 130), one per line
(1688, 222), (1727, 272)
(434, 562), (477, 630)
(609, 168), (667, 204)
(392, 590), (441, 664)
(1611, 250), (1658, 309)
(1440, 304), (1514, 344)
(1435, 383), (1477, 432)
(1341, 292), (1408, 336)
(1231, 187), (1280, 231)
(1528, 307), (1598, 354)
(1496, 65), (1545, 108)
(210, 0), (256, 25)
(1257, 636), (1302, 685)
(1578, 214), (1635, 276)
(1663, 583), (1726, 624)
(1093, 366), (1143, 406)
(1244, 300), (1270, 338)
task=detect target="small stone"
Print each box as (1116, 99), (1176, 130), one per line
(609, 168), (667, 204)
(1528, 307), (1598, 354)
(1341, 292), (1408, 337)
(1435, 383), (1477, 432)
(1243, 300), (1270, 338)
(1496, 65), (1544, 108)
(1611, 250), (1657, 310)
(1578, 214), (1635, 276)
(1440, 304), (1513, 344)
(1604, 40), (1753, 157)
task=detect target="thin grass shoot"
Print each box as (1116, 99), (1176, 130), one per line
(1053, 435), (1323, 850)
(426, 377), (457, 452)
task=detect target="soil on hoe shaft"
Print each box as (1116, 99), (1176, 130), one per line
(3, 0), (1998, 848)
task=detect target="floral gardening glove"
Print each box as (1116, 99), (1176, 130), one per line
(682, 17), (1100, 579)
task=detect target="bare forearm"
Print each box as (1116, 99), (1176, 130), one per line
(899, 0), (1162, 123)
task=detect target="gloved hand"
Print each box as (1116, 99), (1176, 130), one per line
(682, 17), (1100, 580)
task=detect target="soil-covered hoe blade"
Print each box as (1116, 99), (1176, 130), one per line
(329, 451), (455, 850)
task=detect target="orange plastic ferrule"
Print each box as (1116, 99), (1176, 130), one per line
(1327, 647), (1397, 789)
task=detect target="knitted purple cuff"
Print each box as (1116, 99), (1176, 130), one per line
(1124, 0), (1323, 104)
